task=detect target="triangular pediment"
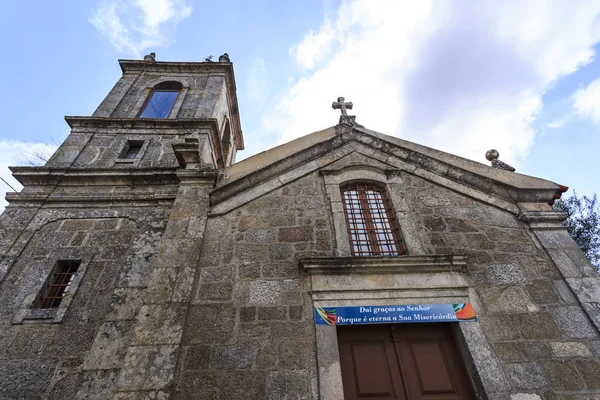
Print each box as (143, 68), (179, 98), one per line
(210, 124), (562, 215)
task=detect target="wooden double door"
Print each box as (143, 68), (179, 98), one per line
(338, 323), (475, 400)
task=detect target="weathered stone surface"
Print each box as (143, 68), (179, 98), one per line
(575, 360), (600, 389)
(197, 282), (233, 301)
(486, 264), (526, 285)
(117, 345), (178, 390)
(278, 226), (314, 242)
(550, 342), (593, 358)
(0, 358), (58, 398)
(527, 279), (559, 304)
(549, 306), (598, 339)
(479, 315), (522, 340)
(541, 360), (584, 390)
(220, 371), (267, 400)
(210, 341), (255, 369)
(183, 304), (236, 344)
(249, 280), (281, 305)
(258, 306), (287, 320)
(479, 286), (538, 314)
(267, 370), (310, 400)
(510, 395), (542, 400)
(184, 345), (210, 370)
(494, 342), (524, 361)
(505, 362), (548, 389)
(516, 312), (562, 339)
(85, 321), (132, 370)
(458, 322), (511, 392)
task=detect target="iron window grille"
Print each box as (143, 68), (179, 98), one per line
(341, 182), (405, 256)
(35, 260), (81, 309)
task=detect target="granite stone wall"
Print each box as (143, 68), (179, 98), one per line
(401, 173), (600, 399)
(174, 172), (333, 400)
(0, 206), (171, 399)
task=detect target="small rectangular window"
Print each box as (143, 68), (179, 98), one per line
(34, 260), (81, 309)
(122, 140), (144, 159)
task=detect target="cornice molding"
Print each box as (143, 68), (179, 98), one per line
(300, 255), (468, 275)
(518, 210), (567, 230)
(65, 117), (219, 131)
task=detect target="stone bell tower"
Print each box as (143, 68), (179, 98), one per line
(47, 52), (244, 170)
(0, 53), (245, 398)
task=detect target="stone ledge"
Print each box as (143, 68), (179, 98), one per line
(65, 116), (220, 131)
(10, 166), (181, 185)
(299, 254), (468, 275)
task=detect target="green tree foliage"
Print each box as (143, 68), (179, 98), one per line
(553, 192), (600, 271)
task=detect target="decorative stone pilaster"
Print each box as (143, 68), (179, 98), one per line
(113, 148), (218, 398)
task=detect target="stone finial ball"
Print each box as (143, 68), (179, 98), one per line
(485, 149), (499, 161)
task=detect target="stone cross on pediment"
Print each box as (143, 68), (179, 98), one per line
(332, 97), (353, 117)
(332, 97), (361, 127)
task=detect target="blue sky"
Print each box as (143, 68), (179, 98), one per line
(1, 1), (600, 211)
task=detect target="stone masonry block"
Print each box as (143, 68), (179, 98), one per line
(258, 306), (287, 321)
(184, 345), (210, 370)
(479, 286), (538, 314)
(210, 341), (256, 369)
(84, 321), (132, 370)
(527, 280), (559, 304)
(183, 304), (235, 344)
(541, 360), (584, 390)
(267, 370), (310, 400)
(550, 341), (593, 358)
(549, 306), (597, 339)
(516, 312), (562, 340)
(131, 304), (185, 345)
(249, 280), (281, 305)
(479, 315), (522, 340)
(505, 362), (548, 389)
(486, 264), (526, 285)
(197, 282), (233, 301)
(117, 345), (178, 391)
(278, 226), (314, 242)
(201, 266), (235, 283)
(219, 371), (267, 400)
(246, 228), (276, 243)
(575, 360), (600, 389)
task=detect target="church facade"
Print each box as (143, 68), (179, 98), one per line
(1, 55), (599, 400)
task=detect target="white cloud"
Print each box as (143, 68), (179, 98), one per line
(263, 1), (600, 166)
(573, 78), (600, 125)
(90, 0), (192, 57)
(0, 141), (58, 213)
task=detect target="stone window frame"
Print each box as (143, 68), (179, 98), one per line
(321, 166), (425, 257)
(130, 79), (189, 120)
(12, 248), (95, 324)
(114, 137), (150, 166)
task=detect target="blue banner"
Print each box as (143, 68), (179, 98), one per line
(314, 303), (476, 325)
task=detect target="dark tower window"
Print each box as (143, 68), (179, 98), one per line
(35, 260), (81, 309)
(139, 81), (183, 119)
(123, 140), (144, 159)
(341, 182), (405, 256)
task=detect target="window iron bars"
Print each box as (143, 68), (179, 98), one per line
(341, 182), (405, 256)
(38, 261), (81, 309)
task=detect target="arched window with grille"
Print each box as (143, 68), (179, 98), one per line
(139, 81), (183, 118)
(341, 182), (405, 256)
